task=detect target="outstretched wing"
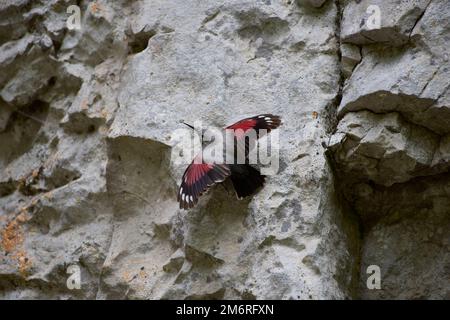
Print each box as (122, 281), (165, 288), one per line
(226, 114), (281, 161)
(178, 154), (230, 209)
(226, 114), (281, 137)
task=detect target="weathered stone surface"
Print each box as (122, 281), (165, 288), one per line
(357, 173), (450, 299)
(104, 0), (357, 300)
(338, 0), (450, 135)
(330, 110), (449, 186)
(330, 0), (450, 300)
(341, 0), (431, 45)
(0, 100), (12, 132)
(0, 0), (448, 300)
(338, 45), (450, 135)
(0, 0), (31, 44)
(297, 0), (328, 9)
(341, 43), (361, 78)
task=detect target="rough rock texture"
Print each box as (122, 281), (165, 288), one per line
(0, 0), (448, 300)
(330, 0), (450, 299)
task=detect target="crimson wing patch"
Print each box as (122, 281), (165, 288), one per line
(178, 159), (230, 209)
(177, 114), (281, 209)
(226, 114), (281, 161)
(226, 114), (281, 138)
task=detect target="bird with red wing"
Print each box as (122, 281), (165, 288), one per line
(178, 114), (281, 209)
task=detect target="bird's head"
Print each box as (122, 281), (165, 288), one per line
(182, 121), (202, 136)
(181, 121), (217, 148)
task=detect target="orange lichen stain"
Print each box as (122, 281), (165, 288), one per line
(90, 2), (102, 14)
(99, 125), (108, 135)
(101, 108), (108, 118)
(80, 98), (89, 110)
(17, 197), (38, 215)
(1, 211), (32, 276)
(31, 198), (39, 207)
(16, 167), (43, 193)
(122, 270), (132, 282)
(18, 176), (26, 188)
(312, 111), (318, 119)
(16, 211), (30, 223)
(43, 191), (53, 200)
(1, 218), (22, 253)
(43, 151), (60, 169)
(139, 269), (148, 279)
(13, 250), (32, 276)
(31, 169), (40, 179)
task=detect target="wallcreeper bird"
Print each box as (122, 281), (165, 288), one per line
(178, 114), (281, 209)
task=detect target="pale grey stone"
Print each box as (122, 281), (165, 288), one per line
(0, 0), (448, 300)
(341, 0), (431, 45)
(341, 43), (361, 78)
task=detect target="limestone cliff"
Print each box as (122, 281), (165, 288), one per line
(0, 0), (448, 299)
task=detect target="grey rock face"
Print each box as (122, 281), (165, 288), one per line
(330, 111), (447, 187)
(297, 0), (328, 8)
(341, 0), (431, 45)
(0, 0), (448, 300)
(340, 43), (361, 78)
(331, 0), (450, 299)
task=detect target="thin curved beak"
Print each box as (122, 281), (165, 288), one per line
(182, 121), (195, 130)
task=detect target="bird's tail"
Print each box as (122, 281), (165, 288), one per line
(229, 165), (265, 199)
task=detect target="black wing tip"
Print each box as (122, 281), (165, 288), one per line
(178, 184), (196, 210)
(255, 114), (282, 131)
(177, 164), (231, 210)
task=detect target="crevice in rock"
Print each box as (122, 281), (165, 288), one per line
(202, 9), (221, 25)
(27, 205), (59, 235)
(324, 0), (345, 138)
(338, 89), (450, 135)
(435, 83), (450, 103)
(352, 45), (363, 73)
(419, 61), (441, 97)
(17, 167), (46, 197)
(0, 1), (33, 45)
(319, 0), (363, 299)
(43, 167), (81, 191)
(60, 112), (105, 135)
(339, 102), (445, 136)
(127, 29), (157, 54)
(354, 171), (450, 233)
(0, 179), (18, 198)
(237, 17), (290, 41)
(408, 0), (433, 39)
(0, 100), (49, 165)
(330, 108), (449, 181)
(126, 20), (175, 56)
(185, 288), (225, 300)
(51, 29), (67, 57)
(0, 274), (80, 299)
(95, 223), (116, 299)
